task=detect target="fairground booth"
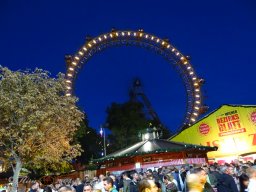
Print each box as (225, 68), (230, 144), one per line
(94, 131), (217, 175)
(171, 105), (256, 164)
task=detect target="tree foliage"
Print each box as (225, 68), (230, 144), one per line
(105, 101), (148, 152)
(74, 120), (102, 164)
(0, 67), (84, 191)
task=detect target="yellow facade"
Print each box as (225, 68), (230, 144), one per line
(171, 105), (256, 159)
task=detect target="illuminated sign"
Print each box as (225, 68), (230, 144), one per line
(171, 105), (256, 158)
(216, 110), (245, 137)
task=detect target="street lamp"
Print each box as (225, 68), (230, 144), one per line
(100, 126), (106, 157)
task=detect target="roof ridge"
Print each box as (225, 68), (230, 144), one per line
(134, 139), (150, 153)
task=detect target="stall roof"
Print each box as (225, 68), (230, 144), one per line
(94, 139), (217, 162)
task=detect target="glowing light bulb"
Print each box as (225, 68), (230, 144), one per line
(180, 56), (185, 60)
(194, 106), (200, 110)
(93, 40), (97, 44)
(172, 48), (175, 52)
(72, 62), (77, 66)
(75, 56), (79, 60)
(110, 34), (113, 38)
(187, 66), (191, 70)
(191, 118), (196, 122)
(128, 32), (131, 36)
(69, 67), (74, 71)
(195, 94), (200, 98)
(151, 36), (154, 40)
(66, 80), (71, 83)
(176, 52), (180, 56)
(78, 51), (83, 56)
(144, 134), (150, 140)
(115, 32), (119, 36)
(66, 93), (71, 96)
(195, 89), (200, 92)
(122, 32), (125, 36)
(145, 34), (148, 38)
(183, 61), (188, 64)
(66, 86), (71, 90)
(98, 37), (102, 41)
(156, 39), (160, 43)
(196, 101), (201, 104)
(189, 71), (194, 75)
(161, 41), (165, 45)
(167, 45), (170, 48)
(83, 47), (87, 51)
(133, 32), (137, 36)
(88, 43), (92, 47)
(67, 73), (73, 77)
(104, 35), (107, 39)
(193, 113), (198, 116)
(139, 33), (143, 37)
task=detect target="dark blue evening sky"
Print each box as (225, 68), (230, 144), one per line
(0, 0), (255, 133)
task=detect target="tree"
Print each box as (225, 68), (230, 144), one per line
(105, 101), (148, 152)
(74, 119), (102, 164)
(0, 67), (84, 192)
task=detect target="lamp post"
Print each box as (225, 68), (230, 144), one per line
(100, 126), (106, 157)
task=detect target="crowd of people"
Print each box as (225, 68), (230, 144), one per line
(2, 160), (256, 192)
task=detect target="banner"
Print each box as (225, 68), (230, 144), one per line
(171, 105), (256, 158)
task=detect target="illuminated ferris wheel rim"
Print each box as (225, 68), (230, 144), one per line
(65, 29), (204, 126)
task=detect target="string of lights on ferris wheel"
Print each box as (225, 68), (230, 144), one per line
(64, 29), (206, 127)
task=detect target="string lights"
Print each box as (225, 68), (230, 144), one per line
(64, 30), (204, 125)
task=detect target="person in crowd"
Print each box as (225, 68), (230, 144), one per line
(153, 170), (164, 192)
(109, 174), (119, 191)
(103, 177), (118, 192)
(146, 170), (154, 180)
(217, 166), (239, 192)
(153, 171), (161, 183)
(202, 167), (217, 188)
(75, 178), (84, 192)
(209, 165), (221, 182)
(84, 176), (91, 185)
(169, 166), (183, 191)
(189, 167), (214, 192)
(92, 177), (99, 187)
(43, 186), (52, 192)
(239, 166), (249, 176)
(118, 174), (124, 191)
(238, 174), (249, 192)
(167, 174), (178, 190)
(123, 172), (131, 192)
(30, 181), (40, 192)
(158, 168), (164, 181)
(138, 179), (158, 192)
(52, 182), (61, 192)
(138, 172), (146, 180)
(247, 166), (256, 192)
(58, 186), (75, 192)
(130, 171), (140, 192)
(99, 174), (106, 192)
(180, 166), (187, 185)
(186, 174), (203, 192)
(163, 175), (178, 192)
(83, 184), (93, 192)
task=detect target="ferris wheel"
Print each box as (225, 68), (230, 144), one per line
(65, 29), (207, 129)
